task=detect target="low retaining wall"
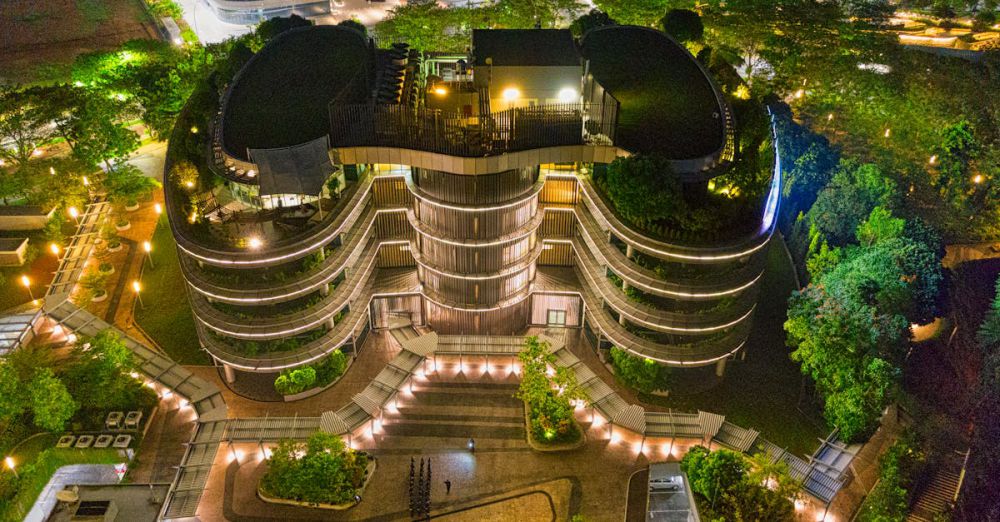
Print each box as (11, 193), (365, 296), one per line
(257, 458), (376, 510)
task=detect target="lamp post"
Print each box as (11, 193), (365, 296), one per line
(142, 241), (154, 268)
(67, 206), (80, 225)
(20, 275), (33, 301)
(132, 280), (144, 310)
(49, 243), (60, 257)
(4, 457), (16, 479)
(153, 203), (162, 216)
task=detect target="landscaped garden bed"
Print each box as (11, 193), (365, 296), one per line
(516, 337), (587, 452)
(274, 349), (350, 401)
(257, 432), (373, 509)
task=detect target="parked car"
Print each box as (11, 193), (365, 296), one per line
(649, 475), (683, 492)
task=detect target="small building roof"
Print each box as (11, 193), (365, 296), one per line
(472, 29), (580, 67)
(0, 237), (28, 251)
(0, 205), (53, 216)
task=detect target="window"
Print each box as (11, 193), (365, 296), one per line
(547, 309), (566, 326)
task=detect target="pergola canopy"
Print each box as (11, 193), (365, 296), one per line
(249, 136), (334, 197)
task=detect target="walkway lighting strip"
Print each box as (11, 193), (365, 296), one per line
(186, 209), (405, 303)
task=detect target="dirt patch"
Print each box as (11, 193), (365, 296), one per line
(0, 0), (157, 84)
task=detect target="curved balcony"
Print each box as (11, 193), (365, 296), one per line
(406, 209), (544, 248)
(169, 172), (376, 269)
(567, 204), (766, 300)
(198, 268), (420, 372)
(412, 240), (544, 281)
(180, 205), (385, 304)
(191, 237), (413, 340)
(568, 236), (758, 335)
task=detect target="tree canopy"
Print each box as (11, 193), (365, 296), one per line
(259, 432), (369, 504)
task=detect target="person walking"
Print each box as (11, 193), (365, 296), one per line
(468, 438), (475, 453)
(444, 480), (452, 494)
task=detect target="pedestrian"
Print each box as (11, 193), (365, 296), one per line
(354, 494), (361, 504)
(445, 479), (452, 494)
(468, 438), (475, 453)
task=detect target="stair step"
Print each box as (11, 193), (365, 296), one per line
(387, 411), (523, 425)
(406, 391), (521, 409)
(374, 435), (526, 452)
(381, 422), (525, 440)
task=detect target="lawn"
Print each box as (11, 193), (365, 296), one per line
(222, 25), (370, 160)
(641, 239), (828, 457)
(133, 215), (209, 364)
(581, 26), (724, 160)
(0, 447), (124, 522)
(0, 230), (62, 311)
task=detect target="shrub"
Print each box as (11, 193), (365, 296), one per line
(259, 432), (368, 505)
(273, 367), (317, 396)
(609, 347), (670, 394)
(857, 432), (926, 521)
(515, 337), (586, 444)
(681, 445), (796, 521)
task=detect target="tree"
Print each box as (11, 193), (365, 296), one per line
(45, 85), (139, 171)
(681, 446), (747, 504)
(338, 18), (367, 36)
(516, 336), (585, 442)
(856, 206), (904, 246)
(255, 15), (313, 48)
(103, 164), (160, 209)
(609, 347), (670, 394)
(0, 361), (26, 425)
(681, 445), (796, 521)
(808, 162), (898, 246)
(570, 9), (616, 38)
(593, 0), (677, 26)
(64, 330), (139, 410)
(28, 368), (78, 432)
(661, 9), (703, 43)
(493, 0), (584, 28)
(978, 279), (1000, 351)
(933, 120), (979, 210)
(0, 86), (57, 170)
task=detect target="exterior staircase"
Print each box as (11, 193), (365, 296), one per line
(906, 451), (966, 522)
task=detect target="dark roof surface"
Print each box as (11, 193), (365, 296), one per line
(0, 238), (27, 251)
(581, 26), (724, 159)
(472, 29), (580, 67)
(222, 25), (370, 160)
(0, 205), (50, 216)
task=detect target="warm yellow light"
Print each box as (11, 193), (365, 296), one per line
(973, 174), (984, 184)
(4, 457), (13, 470)
(502, 87), (520, 102)
(733, 85), (750, 100)
(143, 241), (152, 253)
(49, 243), (60, 255)
(32, 149), (42, 157)
(68, 207), (79, 219)
(247, 237), (263, 249)
(188, 211), (197, 223)
(82, 176), (89, 186)
(884, 128), (891, 138)
(184, 181), (194, 188)
(154, 203), (162, 215)
(246, 170), (256, 178)
(929, 155), (937, 165)
(795, 89), (804, 99)
(49, 167), (56, 175)
(20, 275), (29, 288)
(557, 87), (577, 103)
(132, 280), (141, 293)
(0, 159), (5, 166)
(433, 86), (448, 96)
(190, 126), (198, 134)
(827, 113), (834, 121)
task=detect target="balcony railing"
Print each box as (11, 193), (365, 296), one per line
(329, 102), (616, 157)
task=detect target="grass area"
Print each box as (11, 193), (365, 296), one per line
(0, 448), (124, 522)
(641, 240), (828, 456)
(222, 25), (369, 158)
(133, 215), (209, 364)
(581, 26), (724, 159)
(0, 229), (62, 311)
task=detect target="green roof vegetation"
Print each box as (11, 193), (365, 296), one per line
(582, 26), (724, 159)
(222, 26), (369, 159)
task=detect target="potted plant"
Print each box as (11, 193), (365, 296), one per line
(98, 261), (115, 275)
(79, 270), (109, 303)
(107, 237), (123, 252)
(114, 215), (131, 231)
(124, 198), (140, 212)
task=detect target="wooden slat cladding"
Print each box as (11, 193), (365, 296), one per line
(370, 295), (424, 328)
(539, 210), (575, 238)
(413, 167), (538, 204)
(377, 243), (415, 268)
(540, 177), (578, 204)
(372, 176), (412, 207)
(420, 266), (534, 307)
(538, 242), (574, 266)
(414, 197), (538, 239)
(530, 294), (582, 326)
(426, 299), (530, 335)
(418, 233), (535, 273)
(374, 210), (412, 239)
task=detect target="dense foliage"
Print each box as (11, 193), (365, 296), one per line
(857, 432), (926, 522)
(273, 350), (348, 395)
(515, 336), (586, 443)
(609, 347), (670, 394)
(259, 432), (369, 505)
(681, 445), (796, 521)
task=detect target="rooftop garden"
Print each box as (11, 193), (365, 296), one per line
(581, 26), (724, 160)
(222, 25), (370, 159)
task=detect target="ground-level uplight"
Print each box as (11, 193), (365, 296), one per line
(20, 275), (33, 301)
(143, 241), (154, 268)
(132, 280), (144, 309)
(68, 206), (80, 224)
(929, 155), (937, 165)
(4, 457), (16, 478)
(973, 174), (984, 184)
(154, 203), (162, 215)
(884, 128), (891, 138)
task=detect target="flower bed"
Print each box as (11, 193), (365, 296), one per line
(257, 432), (372, 508)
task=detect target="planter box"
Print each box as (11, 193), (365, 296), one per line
(523, 403), (587, 452)
(107, 243), (123, 253)
(125, 203), (140, 212)
(91, 292), (108, 303)
(280, 359), (352, 402)
(258, 458), (376, 510)
(115, 222), (131, 232)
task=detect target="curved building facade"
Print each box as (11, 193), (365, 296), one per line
(165, 25), (780, 383)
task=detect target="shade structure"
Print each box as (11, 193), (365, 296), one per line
(249, 136), (333, 196)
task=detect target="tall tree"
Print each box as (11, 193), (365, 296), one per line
(43, 85), (139, 171)
(28, 368), (78, 432)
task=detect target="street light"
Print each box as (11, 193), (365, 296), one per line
(4, 457), (16, 478)
(49, 243), (60, 256)
(20, 275), (33, 301)
(132, 280), (144, 309)
(502, 87), (520, 103)
(67, 206), (80, 224)
(153, 203), (162, 215)
(143, 241), (154, 268)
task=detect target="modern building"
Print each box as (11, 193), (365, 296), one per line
(165, 25), (780, 385)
